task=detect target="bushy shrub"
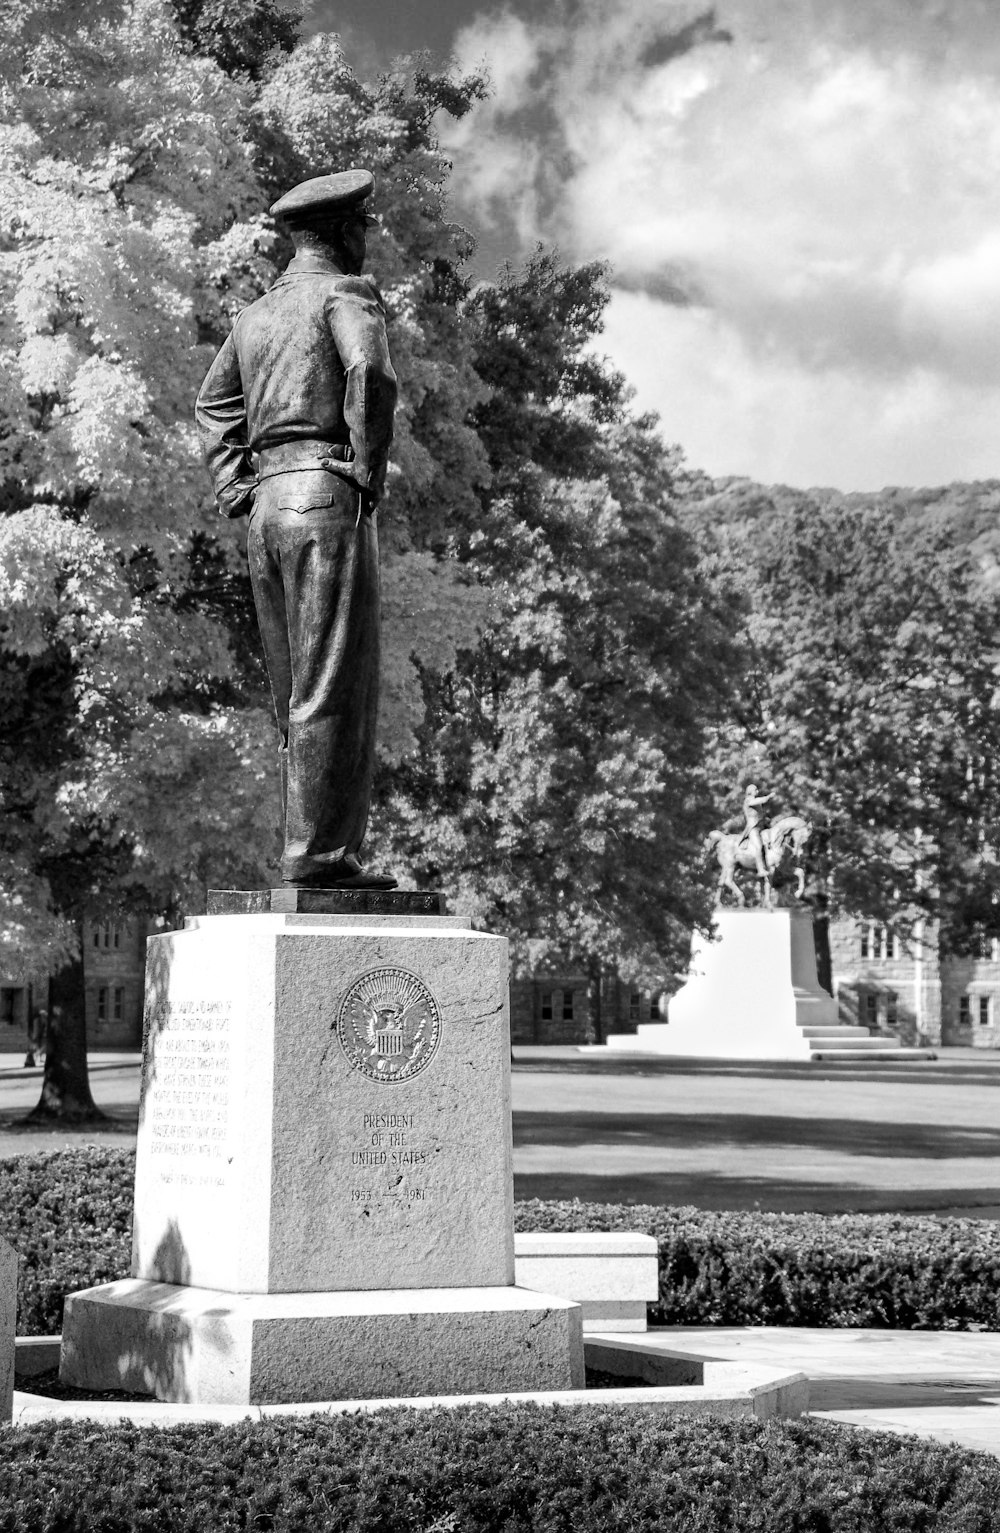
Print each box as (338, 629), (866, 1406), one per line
(0, 1149), (133, 1335)
(515, 1199), (1000, 1330)
(2, 1408), (1000, 1532)
(4, 1150), (1000, 1334)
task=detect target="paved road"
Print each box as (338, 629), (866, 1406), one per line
(0, 1056), (138, 1155)
(2, 1047), (999, 1214)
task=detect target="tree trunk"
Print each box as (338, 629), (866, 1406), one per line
(28, 936), (104, 1122)
(588, 956), (603, 1044)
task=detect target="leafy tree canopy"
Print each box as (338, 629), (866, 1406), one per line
(374, 251), (743, 983)
(688, 484), (1000, 957)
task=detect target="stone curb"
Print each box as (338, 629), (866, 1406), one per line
(11, 1333), (807, 1428)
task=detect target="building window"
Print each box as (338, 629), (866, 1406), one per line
(886, 993), (898, 1029)
(94, 923), (122, 950)
(628, 992), (641, 1022)
(980, 996), (991, 1028)
(1, 990), (17, 1026)
(113, 987), (125, 1022)
(960, 995), (971, 1026)
(540, 991), (553, 1021)
(96, 987), (108, 1023)
(861, 925), (898, 961)
(562, 992), (574, 1021)
(864, 993), (878, 1027)
(649, 993), (660, 1021)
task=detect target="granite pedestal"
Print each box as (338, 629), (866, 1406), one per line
(61, 901), (583, 1403)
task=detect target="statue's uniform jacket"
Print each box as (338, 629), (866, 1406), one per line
(195, 252), (398, 882)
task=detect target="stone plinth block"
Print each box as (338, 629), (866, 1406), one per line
(60, 1280), (584, 1405)
(132, 913), (513, 1294)
(0, 1236), (14, 1424)
(606, 909), (840, 1060)
(514, 1232), (659, 1332)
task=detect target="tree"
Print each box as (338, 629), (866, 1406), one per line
(0, 9), (493, 1113)
(0, 0), (280, 1115)
(372, 252), (743, 997)
(2, 6), (739, 1095)
(692, 487), (1000, 986)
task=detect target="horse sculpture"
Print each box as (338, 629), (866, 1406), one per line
(706, 815), (812, 908)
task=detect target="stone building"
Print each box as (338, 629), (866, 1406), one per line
(82, 919), (146, 1048)
(830, 916), (999, 1049)
(0, 918), (145, 1057)
(510, 915), (1000, 1050)
(508, 974), (663, 1045)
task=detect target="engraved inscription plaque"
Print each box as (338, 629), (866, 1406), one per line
(336, 968), (441, 1083)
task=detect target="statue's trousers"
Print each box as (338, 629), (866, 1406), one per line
(247, 470), (379, 883)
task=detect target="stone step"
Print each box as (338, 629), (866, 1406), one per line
(809, 1046), (937, 1061)
(798, 1026), (880, 1041)
(802, 1035), (900, 1050)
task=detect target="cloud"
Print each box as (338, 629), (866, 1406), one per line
(443, 0), (1000, 488)
(602, 289), (1000, 489)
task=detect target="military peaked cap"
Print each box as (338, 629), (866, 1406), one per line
(270, 169), (377, 224)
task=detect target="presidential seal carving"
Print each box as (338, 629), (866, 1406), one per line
(336, 968), (441, 1083)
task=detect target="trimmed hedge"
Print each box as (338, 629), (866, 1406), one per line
(516, 1198), (1000, 1331)
(0, 1148), (133, 1335)
(3, 1149), (1000, 1335)
(3, 1408), (1000, 1532)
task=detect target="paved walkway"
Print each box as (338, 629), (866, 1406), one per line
(626, 1327), (1000, 1457)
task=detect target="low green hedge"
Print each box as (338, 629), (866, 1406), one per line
(516, 1198), (1000, 1331)
(3, 1409), (1000, 1532)
(3, 1149), (1000, 1334)
(0, 1148), (133, 1336)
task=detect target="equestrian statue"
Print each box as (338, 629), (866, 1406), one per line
(706, 783), (812, 908)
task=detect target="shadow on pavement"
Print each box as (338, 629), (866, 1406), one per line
(513, 1055), (1000, 1086)
(513, 1110), (1000, 1159)
(512, 1170), (1000, 1215)
(812, 1379), (1000, 1411)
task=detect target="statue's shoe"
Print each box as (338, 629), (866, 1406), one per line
(289, 855), (398, 891)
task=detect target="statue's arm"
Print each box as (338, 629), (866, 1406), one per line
(194, 332), (257, 518)
(330, 291), (398, 506)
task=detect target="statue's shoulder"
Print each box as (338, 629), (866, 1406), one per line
(327, 275), (386, 308)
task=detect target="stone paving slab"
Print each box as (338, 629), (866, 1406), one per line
(625, 1327), (1000, 1457)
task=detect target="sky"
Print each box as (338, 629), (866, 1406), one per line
(305, 0), (1000, 492)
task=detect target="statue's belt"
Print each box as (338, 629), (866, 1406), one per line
(255, 441), (355, 480)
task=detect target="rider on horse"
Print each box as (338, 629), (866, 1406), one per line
(740, 783), (774, 881)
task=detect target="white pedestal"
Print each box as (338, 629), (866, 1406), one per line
(61, 910), (583, 1402)
(607, 909), (843, 1060)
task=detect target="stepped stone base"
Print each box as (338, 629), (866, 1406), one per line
(60, 1280), (584, 1406)
(600, 910), (930, 1061)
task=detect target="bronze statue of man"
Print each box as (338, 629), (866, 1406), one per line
(196, 169), (397, 889)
